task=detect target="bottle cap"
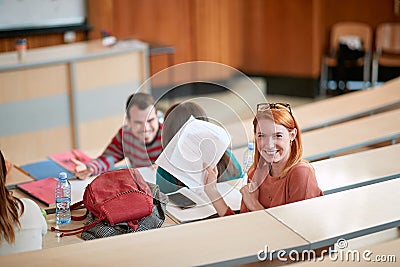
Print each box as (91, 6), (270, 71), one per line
(59, 172), (68, 180)
(15, 38), (27, 45)
(248, 142), (254, 150)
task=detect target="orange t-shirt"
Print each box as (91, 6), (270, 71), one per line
(225, 161), (323, 216)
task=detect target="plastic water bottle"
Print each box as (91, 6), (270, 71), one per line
(55, 172), (71, 225)
(242, 142), (255, 184)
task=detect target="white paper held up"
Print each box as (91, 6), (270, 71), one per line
(156, 116), (231, 189)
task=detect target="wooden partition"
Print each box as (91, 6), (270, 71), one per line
(0, 39), (149, 164)
(1, 0), (398, 83)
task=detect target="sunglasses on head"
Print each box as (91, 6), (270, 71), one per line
(257, 103), (294, 120)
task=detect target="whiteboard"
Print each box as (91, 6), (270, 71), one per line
(0, 0), (86, 30)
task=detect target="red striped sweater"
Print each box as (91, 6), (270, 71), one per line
(87, 124), (163, 176)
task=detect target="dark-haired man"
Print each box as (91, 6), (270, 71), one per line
(74, 93), (162, 179)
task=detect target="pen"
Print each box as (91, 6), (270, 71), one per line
(6, 184), (18, 190)
(14, 165), (32, 178)
(70, 157), (87, 172)
(71, 150), (82, 161)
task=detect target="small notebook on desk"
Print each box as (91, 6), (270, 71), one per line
(166, 181), (242, 223)
(16, 176), (96, 207)
(17, 177), (57, 206)
(20, 159), (73, 180)
(49, 149), (92, 173)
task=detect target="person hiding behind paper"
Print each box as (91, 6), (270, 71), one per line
(155, 102), (242, 194)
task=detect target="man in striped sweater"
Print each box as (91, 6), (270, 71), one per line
(74, 93), (163, 179)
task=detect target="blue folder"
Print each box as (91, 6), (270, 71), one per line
(20, 159), (73, 180)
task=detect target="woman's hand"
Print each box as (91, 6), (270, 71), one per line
(203, 163), (230, 216)
(151, 164), (158, 170)
(203, 164), (219, 200)
(240, 185), (264, 211)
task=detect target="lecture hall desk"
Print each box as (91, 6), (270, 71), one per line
(6, 166), (176, 250)
(294, 76), (400, 132)
(313, 143), (400, 194)
(0, 210), (310, 267)
(301, 108), (400, 161)
(266, 179), (400, 250)
(7, 167), (87, 248)
(289, 238), (400, 267)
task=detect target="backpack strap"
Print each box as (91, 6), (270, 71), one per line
(70, 201), (83, 210)
(71, 210), (89, 221)
(127, 220), (138, 231)
(70, 200), (89, 221)
(51, 214), (105, 237)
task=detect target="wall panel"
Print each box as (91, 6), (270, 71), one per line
(1, 0), (399, 91)
(0, 40), (148, 164)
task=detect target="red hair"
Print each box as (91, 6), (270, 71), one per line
(248, 108), (303, 177)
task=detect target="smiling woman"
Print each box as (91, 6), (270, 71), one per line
(251, 103), (301, 179)
(204, 103), (323, 216)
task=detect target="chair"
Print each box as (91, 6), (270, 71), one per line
(320, 22), (373, 95)
(372, 23), (400, 86)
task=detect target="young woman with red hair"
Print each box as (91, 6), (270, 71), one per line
(204, 103), (323, 216)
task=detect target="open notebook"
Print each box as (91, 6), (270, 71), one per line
(166, 180), (242, 223)
(17, 176), (96, 207)
(49, 149), (92, 173)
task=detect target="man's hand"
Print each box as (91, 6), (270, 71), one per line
(70, 158), (93, 180)
(203, 164), (219, 201)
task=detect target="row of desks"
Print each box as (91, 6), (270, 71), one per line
(301, 108), (400, 161)
(9, 142), (400, 221)
(6, 167), (177, 251)
(228, 76), (400, 150)
(2, 178), (399, 266)
(294, 76), (400, 132)
(314, 143), (400, 194)
(3, 78), (400, 265)
(232, 107), (400, 162)
(5, 144), (400, 247)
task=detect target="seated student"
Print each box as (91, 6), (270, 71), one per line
(204, 103), (323, 216)
(156, 102), (243, 194)
(74, 92), (163, 179)
(0, 150), (47, 255)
